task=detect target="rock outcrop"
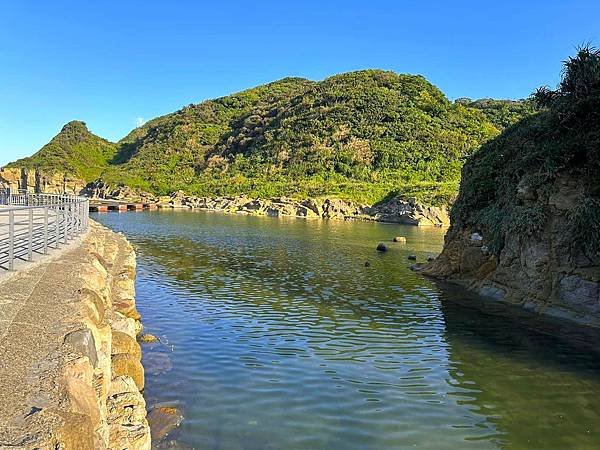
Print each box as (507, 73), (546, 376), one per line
(422, 174), (600, 327)
(420, 48), (600, 328)
(0, 222), (149, 449)
(0, 167), (85, 194)
(167, 193), (448, 226)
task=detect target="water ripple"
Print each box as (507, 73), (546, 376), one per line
(94, 211), (600, 450)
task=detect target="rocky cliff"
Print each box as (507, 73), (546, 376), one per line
(0, 222), (149, 449)
(423, 174), (600, 327)
(0, 166), (86, 194)
(421, 47), (600, 328)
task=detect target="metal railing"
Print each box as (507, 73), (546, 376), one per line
(0, 188), (89, 271)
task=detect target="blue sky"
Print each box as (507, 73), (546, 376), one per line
(1, 0), (598, 165)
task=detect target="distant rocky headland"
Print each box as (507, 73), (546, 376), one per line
(86, 182), (450, 226)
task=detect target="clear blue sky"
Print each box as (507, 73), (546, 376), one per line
(1, 0), (598, 165)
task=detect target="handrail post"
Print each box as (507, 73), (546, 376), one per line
(8, 210), (14, 270)
(43, 206), (49, 254)
(76, 201), (81, 235)
(55, 205), (60, 248)
(68, 202), (73, 240)
(65, 203), (69, 243)
(28, 208), (33, 261)
(62, 205), (67, 244)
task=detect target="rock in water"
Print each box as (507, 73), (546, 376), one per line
(147, 406), (184, 441)
(376, 243), (388, 252)
(364, 261), (371, 267)
(408, 255), (417, 261)
(393, 236), (407, 243)
(139, 333), (159, 343)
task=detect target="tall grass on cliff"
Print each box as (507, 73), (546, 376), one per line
(452, 45), (600, 257)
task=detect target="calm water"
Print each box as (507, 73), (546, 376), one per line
(94, 210), (600, 450)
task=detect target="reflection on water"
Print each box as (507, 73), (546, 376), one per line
(94, 210), (600, 450)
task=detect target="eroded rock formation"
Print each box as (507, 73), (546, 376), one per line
(0, 167), (85, 194)
(422, 175), (600, 327)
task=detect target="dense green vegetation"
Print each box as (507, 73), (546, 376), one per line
(8, 121), (117, 182)
(456, 98), (537, 130)
(107, 70), (508, 205)
(8, 70), (536, 205)
(452, 46), (600, 256)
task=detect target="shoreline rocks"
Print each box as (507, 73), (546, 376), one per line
(88, 184), (450, 227)
(376, 243), (388, 252)
(147, 406), (184, 442)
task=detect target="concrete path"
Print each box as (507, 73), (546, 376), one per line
(0, 232), (88, 448)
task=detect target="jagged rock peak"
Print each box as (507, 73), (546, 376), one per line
(59, 120), (90, 135)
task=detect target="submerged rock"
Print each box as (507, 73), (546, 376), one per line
(143, 352), (173, 376)
(153, 440), (196, 450)
(393, 236), (407, 243)
(408, 255), (417, 261)
(139, 333), (159, 343)
(376, 243), (388, 252)
(147, 406), (184, 441)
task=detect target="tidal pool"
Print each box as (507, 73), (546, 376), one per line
(94, 210), (600, 450)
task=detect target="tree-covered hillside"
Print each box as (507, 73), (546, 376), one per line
(7, 70), (537, 205)
(7, 121), (117, 182)
(456, 98), (537, 130)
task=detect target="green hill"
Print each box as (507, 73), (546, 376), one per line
(7, 121), (117, 182)
(456, 97), (537, 130)
(7, 70), (537, 205)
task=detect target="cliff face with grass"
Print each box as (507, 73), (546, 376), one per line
(424, 47), (600, 327)
(3, 70), (533, 206)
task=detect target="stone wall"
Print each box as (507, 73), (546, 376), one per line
(0, 222), (149, 449)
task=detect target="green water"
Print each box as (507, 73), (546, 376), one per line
(94, 210), (600, 450)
